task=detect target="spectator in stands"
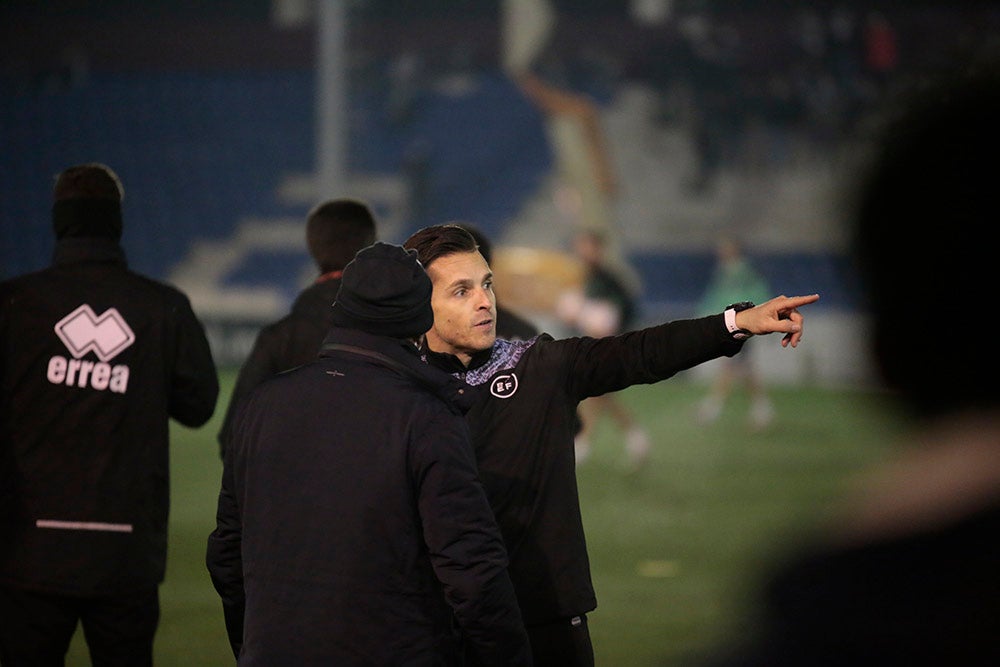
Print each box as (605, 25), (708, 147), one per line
(556, 227), (650, 469)
(405, 223), (817, 666)
(217, 198), (377, 457)
(697, 64), (1000, 666)
(206, 243), (530, 665)
(0, 163), (219, 666)
(457, 222), (539, 341)
(695, 234), (775, 430)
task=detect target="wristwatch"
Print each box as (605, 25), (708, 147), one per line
(724, 301), (755, 341)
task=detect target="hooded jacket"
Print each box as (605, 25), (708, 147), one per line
(206, 327), (531, 665)
(0, 236), (219, 595)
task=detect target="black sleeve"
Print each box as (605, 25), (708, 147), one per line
(206, 437), (246, 659)
(563, 313), (743, 400)
(411, 409), (532, 666)
(169, 294), (219, 427)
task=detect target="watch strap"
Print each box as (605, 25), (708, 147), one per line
(724, 301), (755, 341)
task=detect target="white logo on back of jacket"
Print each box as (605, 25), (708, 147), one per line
(47, 304), (134, 393)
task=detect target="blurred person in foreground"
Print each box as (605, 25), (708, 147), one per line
(206, 242), (530, 665)
(0, 163), (219, 665)
(216, 198), (377, 457)
(695, 234), (775, 430)
(697, 65), (1000, 666)
(404, 223), (817, 666)
(556, 227), (650, 469)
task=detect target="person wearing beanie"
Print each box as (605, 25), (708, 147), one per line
(207, 242), (531, 665)
(0, 163), (219, 665)
(217, 198), (377, 458)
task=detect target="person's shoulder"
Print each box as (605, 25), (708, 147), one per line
(256, 308), (317, 341)
(245, 357), (316, 396)
(0, 266), (55, 293)
(124, 269), (192, 299)
(0, 274), (32, 301)
(291, 280), (340, 316)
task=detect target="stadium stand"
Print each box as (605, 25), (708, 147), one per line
(10, 1), (989, 377)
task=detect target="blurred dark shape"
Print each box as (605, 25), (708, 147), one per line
(695, 61), (1000, 667)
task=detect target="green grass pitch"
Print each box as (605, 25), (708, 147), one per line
(65, 368), (902, 665)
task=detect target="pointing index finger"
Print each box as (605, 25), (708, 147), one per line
(779, 294), (820, 310)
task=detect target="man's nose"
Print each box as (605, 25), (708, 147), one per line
(474, 288), (493, 309)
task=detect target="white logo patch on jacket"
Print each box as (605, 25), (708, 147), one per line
(48, 304), (134, 393)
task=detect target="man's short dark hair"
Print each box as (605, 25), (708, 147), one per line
(404, 223), (479, 270)
(306, 199), (378, 273)
(454, 222), (492, 264)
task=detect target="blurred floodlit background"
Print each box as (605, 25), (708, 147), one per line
(3, 0), (997, 383)
(6, 4), (993, 663)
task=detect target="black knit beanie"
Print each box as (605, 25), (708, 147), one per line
(330, 242), (434, 339)
(52, 163), (124, 240)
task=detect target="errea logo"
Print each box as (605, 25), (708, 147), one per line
(55, 305), (135, 361)
(47, 305), (134, 393)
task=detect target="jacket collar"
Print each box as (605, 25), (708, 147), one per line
(321, 328), (474, 414)
(421, 344), (494, 374)
(52, 237), (127, 267)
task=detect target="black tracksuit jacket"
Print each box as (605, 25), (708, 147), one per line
(0, 237), (219, 596)
(423, 315), (743, 626)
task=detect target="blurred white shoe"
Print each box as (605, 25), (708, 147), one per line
(697, 396), (722, 424)
(574, 436), (591, 465)
(625, 427), (651, 470)
(750, 397), (774, 430)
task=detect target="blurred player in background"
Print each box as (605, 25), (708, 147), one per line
(696, 234), (774, 430)
(557, 228), (650, 469)
(217, 198), (377, 457)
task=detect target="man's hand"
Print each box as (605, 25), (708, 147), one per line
(735, 294), (820, 348)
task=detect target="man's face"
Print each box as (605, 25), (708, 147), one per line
(424, 250), (496, 366)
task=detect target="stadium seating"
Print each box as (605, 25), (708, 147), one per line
(2, 67), (859, 323)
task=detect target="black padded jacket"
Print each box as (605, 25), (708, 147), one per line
(207, 327), (531, 665)
(217, 277), (342, 457)
(0, 237), (218, 595)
